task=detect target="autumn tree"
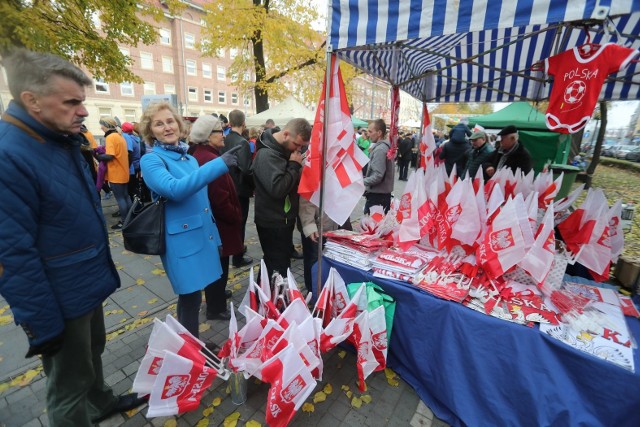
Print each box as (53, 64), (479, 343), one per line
(199, 0), (327, 113)
(0, 0), (184, 83)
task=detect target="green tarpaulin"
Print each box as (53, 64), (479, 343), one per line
(352, 117), (368, 128)
(468, 102), (571, 171)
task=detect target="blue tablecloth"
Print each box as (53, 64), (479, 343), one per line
(313, 258), (640, 427)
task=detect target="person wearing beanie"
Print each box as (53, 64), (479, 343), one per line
(187, 115), (243, 321)
(96, 117), (131, 229)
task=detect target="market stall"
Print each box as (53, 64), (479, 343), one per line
(312, 258), (640, 427)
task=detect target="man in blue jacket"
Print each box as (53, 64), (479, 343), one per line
(0, 49), (146, 426)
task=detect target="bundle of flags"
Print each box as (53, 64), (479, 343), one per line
(323, 229), (393, 270)
(132, 315), (229, 417)
(371, 245), (435, 283)
(216, 262), (391, 426)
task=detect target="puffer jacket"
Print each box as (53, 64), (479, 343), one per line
(0, 101), (120, 347)
(364, 140), (395, 194)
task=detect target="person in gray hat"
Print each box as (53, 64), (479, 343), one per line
(462, 130), (495, 180)
(485, 125), (532, 177)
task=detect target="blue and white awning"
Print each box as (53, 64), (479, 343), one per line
(330, 0), (640, 103)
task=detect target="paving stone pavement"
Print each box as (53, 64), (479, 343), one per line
(0, 170), (450, 427)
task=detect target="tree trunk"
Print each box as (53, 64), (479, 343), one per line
(585, 101), (607, 188)
(252, 32), (269, 113)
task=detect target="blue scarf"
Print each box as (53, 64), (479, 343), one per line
(153, 140), (189, 156)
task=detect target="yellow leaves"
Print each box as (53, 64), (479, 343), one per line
(148, 298), (158, 305)
(0, 382), (9, 394)
(199, 323), (211, 333)
(361, 394), (372, 404)
(313, 391), (326, 403)
(232, 283), (242, 291)
(385, 368), (400, 387)
(105, 309), (124, 316)
(202, 407), (213, 417)
(163, 419), (177, 427)
(106, 317), (153, 341)
(11, 367), (42, 387)
(136, 278), (146, 286)
(0, 314), (13, 326)
(211, 397), (222, 407)
(323, 383), (333, 394)
(125, 405), (143, 417)
(137, 311), (149, 317)
(223, 412), (240, 427)
(196, 418), (209, 427)
(0, 305), (9, 315)
(302, 402), (315, 413)
(338, 350), (347, 358)
(121, 250), (132, 255)
(245, 420), (262, 427)
(116, 265), (124, 270)
(151, 268), (166, 276)
(351, 396), (362, 408)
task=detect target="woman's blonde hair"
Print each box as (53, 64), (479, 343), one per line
(249, 127), (259, 140)
(139, 102), (185, 146)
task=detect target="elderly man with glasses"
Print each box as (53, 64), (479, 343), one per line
(485, 125), (533, 177)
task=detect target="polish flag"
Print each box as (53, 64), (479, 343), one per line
(419, 104), (436, 169)
(368, 305), (388, 371)
(146, 319), (205, 365)
(519, 206), (556, 285)
(476, 198), (526, 279)
(132, 347), (166, 395)
(386, 86), (400, 160)
(298, 56), (369, 225)
(146, 351), (215, 417)
(320, 284), (365, 352)
(218, 304), (240, 361)
(241, 320), (286, 379)
(397, 169), (427, 249)
(537, 172), (563, 208)
(286, 269), (306, 303)
(270, 321), (321, 374)
(239, 267), (260, 318)
(260, 344), (317, 427)
(348, 310), (378, 391)
(298, 316), (323, 379)
(607, 200), (624, 263)
(277, 298), (312, 330)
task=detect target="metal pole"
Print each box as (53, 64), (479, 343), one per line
(370, 77), (376, 119)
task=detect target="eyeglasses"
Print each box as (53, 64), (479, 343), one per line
(210, 129), (223, 134)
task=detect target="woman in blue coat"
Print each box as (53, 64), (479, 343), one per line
(139, 102), (239, 337)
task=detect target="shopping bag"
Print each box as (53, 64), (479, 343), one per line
(347, 282), (396, 342)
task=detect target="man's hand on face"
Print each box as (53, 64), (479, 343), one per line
(290, 150), (303, 165)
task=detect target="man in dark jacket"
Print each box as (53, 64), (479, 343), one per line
(397, 134), (413, 180)
(0, 49), (146, 426)
(221, 109), (254, 267)
(364, 119), (395, 214)
(439, 134), (471, 176)
(252, 118), (312, 279)
(462, 130), (495, 180)
(485, 125), (533, 177)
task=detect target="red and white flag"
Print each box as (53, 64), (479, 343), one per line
(147, 319), (204, 365)
(147, 351), (216, 417)
(368, 305), (388, 371)
(348, 310), (378, 391)
(260, 344), (317, 427)
(519, 206), (556, 285)
(419, 104), (436, 169)
(277, 298), (312, 330)
(387, 86), (401, 160)
(476, 198), (527, 279)
(242, 319), (286, 379)
(320, 284), (365, 352)
(239, 267), (260, 318)
(133, 346), (166, 395)
(286, 268), (306, 303)
(608, 200), (624, 262)
(298, 316), (323, 379)
(271, 321), (321, 374)
(397, 169), (427, 249)
(298, 55), (369, 225)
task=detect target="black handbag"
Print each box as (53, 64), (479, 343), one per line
(122, 154), (168, 255)
(122, 196), (167, 255)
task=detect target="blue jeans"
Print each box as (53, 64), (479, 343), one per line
(110, 183), (132, 223)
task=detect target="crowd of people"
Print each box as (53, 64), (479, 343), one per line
(0, 48), (536, 427)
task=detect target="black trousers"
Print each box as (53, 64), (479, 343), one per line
(205, 255), (229, 315)
(364, 193), (391, 215)
(232, 196), (251, 265)
(256, 224), (295, 281)
(399, 157), (411, 180)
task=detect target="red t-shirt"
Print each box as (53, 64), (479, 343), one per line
(545, 43), (637, 134)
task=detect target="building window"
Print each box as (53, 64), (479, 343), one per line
(184, 33), (195, 49)
(186, 59), (197, 76)
(216, 48), (225, 58)
(98, 107), (112, 120)
(94, 79), (109, 94)
(244, 94), (251, 106)
(164, 84), (176, 95)
(218, 91), (226, 103)
(229, 48), (238, 59)
(160, 28), (171, 45)
(244, 71), (250, 81)
(120, 82), (134, 96)
(124, 109), (137, 123)
(140, 52), (154, 70)
(143, 82), (156, 95)
(188, 87), (198, 102)
(202, 63), (212, 78)
(217, 66), (226, 80)
(231, 93), (238, 104)
(204, 89), (213, 103)
(162, 56), (174, 73)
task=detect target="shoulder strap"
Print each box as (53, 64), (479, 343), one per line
(1, 113), (45, 143)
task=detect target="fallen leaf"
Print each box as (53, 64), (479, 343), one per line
(211, 397), (222, 407)
(136, 278), (146, 286)
(302, 402), (315, 413)
(202, 407), (213, 417)
(361, 395), (372, 404)
(143, 256), (151, 260)
(121, 250), (132, 255)
(196, 419), (209, 427)
(163, 419), (177, 427)
(148, 298), (158, 304)
(0, 305), (8, 315)
(351, 396), (362, 408)
(116, 309), (124, 314)
(0, 383), (8, 394)
(313, 391), (326, 403)
(151, 268), (166, 275)
(119, 318), (127, 323)
(199, 323), (211, 333)
(245, 420), (262, 427)
(0, 314), (14, 326)
(338, 350), (347, 358)
(132, 305), (138, 309)
(137, 311), (149, 317)
(116, 265), (124, 270)
(345, 390), (353, 399)
(323, 383), (333, 394)
(125, 405), (142, 417)
(341, 385), (350, 392)
(10, 368), (41, 387)
(223, 411), (240, 427)
(233, 283), (242, 291)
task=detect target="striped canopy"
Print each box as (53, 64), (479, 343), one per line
(329, 0), (640, 103)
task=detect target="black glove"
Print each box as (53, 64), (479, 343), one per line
(221, 145), (242, 168)
(25, 333), (64, 358)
